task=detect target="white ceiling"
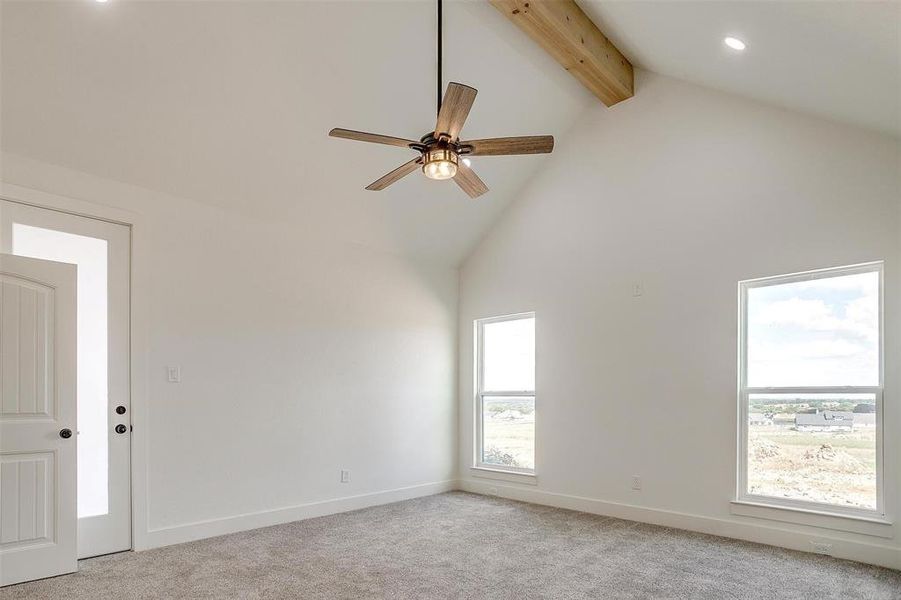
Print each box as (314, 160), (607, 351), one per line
(581, 0), (901, 137)
(0, 0), (591, 265)
(2, 2), (897, 266)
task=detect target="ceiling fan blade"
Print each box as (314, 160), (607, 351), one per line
(464, 136), (555, 156)
(435, 82), (478, 141)
(453, 162), (489, 199)
(365, 158), (422, 191)
(329, 128), (417, 149)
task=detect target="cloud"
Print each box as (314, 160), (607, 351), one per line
(751, 295), (877, 342)
(750, 339), (866, 360)
(747, 271), (879, 386)
(748, 340), (878, 386)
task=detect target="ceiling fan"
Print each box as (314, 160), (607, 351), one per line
(328, 0), (554, 199)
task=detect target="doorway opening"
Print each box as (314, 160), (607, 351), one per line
(1, 200), (131, 559)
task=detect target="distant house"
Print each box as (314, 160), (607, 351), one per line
(795, 411), (854, 432)
(853, 413), (877, 427)
(748, 413), (773, 426)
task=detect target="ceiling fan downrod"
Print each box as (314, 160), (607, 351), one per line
(437, 0), (443, 116)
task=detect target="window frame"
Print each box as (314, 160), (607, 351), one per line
(474, 312), (536, 475)
(737, 262), (885, 519)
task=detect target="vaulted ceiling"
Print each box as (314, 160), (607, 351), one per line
(581, 0), (900, 137)
(0, 0), (591, 265)
(2, 1), (897, 266)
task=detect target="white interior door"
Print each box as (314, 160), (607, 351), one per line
(0, 253), (77, 586)
(0, 200), (131, 560)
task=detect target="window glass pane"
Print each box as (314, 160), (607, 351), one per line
(747, 393), (877, 510)
(482, 317), (534, 391)
(13, 224), (109, 518)
(481, 396), (534, 470)
(747, 271), (879, 387)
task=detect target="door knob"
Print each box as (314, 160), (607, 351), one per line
(114, 424), (128, 434)
(59, 428), (73, 439)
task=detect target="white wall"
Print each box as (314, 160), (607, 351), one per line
(458, 71), (901, 568)
(1, 153), (458, 548)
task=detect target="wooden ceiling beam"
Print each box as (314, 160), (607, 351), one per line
(490, 0), (634, 106)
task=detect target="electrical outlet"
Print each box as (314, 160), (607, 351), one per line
(340, 469), (350, 483)
(631, 476), (642, 491)
(811, 542), (832, 555)
(632, 283), (644, 297)
(166, 366), (181, 383)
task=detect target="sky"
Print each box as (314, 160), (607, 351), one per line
(747, 270), (879, 388)
(482, 317), (535, 392)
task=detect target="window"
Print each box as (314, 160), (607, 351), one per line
(475, 313), (535, 474)
(738, 263), (883, 517)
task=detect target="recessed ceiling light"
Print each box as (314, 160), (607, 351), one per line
(724, 37), (746, 51)
(96, 0), (108, 3)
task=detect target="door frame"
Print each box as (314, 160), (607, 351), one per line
(0, 182), (152, 552)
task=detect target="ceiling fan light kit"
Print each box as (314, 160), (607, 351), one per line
(328, 0), (554, 198)
(422, 147), (458, 180)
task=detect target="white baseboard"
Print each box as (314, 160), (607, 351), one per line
(458, 479), (901, 571)
(140, 479), (457, 550)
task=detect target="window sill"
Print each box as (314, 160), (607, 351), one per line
(470, 467), (537, 485)
(730, 500), (894, 538)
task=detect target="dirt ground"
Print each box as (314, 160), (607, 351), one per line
(748, 425), (877, 509)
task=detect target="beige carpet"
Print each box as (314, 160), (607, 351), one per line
(3, 492), (899, 599)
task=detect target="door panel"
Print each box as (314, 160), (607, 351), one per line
(1, 453), (51, 546)
(0, 254), (77, 587)
(1, 278), (52, 417)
